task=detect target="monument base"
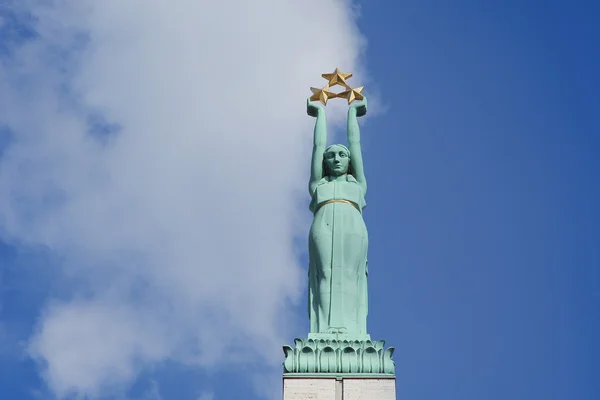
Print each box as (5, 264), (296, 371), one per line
(283, 376), (396, 400)
(283, 338), (395, 374)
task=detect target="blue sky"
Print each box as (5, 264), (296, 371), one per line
(360, 2), (599, 399)
(1, 1), (599, 399)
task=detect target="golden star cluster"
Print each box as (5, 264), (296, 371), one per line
(309, 68), (364, 105)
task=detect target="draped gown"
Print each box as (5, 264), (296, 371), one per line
(308, 174), (368, 336)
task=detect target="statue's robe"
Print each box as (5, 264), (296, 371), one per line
(308, 175), (368, 336)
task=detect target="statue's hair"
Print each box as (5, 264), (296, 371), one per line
(322, 144), (354, 178)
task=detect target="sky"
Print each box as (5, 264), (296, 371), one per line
(0, 1), (599, 400)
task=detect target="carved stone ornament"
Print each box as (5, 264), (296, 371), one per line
(283, 338), (395, 375)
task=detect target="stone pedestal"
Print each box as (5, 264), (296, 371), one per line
(283, 377), (396, 400)
(282, 337), (396, 399)
(283, 338), (395, 374)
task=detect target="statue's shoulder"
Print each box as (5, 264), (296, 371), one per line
(314, 176), (330, 189)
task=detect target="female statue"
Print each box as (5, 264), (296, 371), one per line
(307, 97), (369, 338)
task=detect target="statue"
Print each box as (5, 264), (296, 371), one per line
(282, 69), (395, 375)
(306, 96), (369, 338)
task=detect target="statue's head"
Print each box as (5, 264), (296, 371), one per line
(323, 144), (352, 177)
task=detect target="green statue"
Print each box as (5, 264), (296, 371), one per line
(306, 96), (369, 339)
(283, 80), (394, 374)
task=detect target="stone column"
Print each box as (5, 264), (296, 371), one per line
(283, 376), (396, 400)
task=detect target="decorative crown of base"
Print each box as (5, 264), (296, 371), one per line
(283, 338), (395, 375)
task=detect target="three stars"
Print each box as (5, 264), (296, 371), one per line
(309, 68), (364, 105)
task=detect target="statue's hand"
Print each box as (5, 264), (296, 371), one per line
(349, 97), (367, 117)
(307, 98), (325, 118)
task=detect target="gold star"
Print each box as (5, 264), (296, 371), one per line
(337, 86), (364, 104)
(321, 68), (353, 88)
(310, 86), (337, 105)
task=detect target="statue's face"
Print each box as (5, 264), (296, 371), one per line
(324, 145), (350, 177)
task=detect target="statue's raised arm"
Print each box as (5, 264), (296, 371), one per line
(347, 97), (367, 194)
(307, 98), (327, 195)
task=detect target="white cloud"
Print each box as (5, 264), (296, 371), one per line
(0, 0), (369, 398)
(28, 299), (170, 398)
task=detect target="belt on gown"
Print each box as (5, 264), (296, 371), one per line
(314, 199), (360, 213)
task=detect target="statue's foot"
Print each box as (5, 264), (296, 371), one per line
(324, 327), (348, 334)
